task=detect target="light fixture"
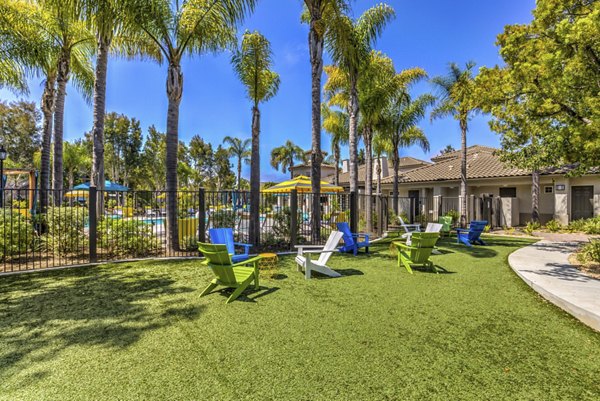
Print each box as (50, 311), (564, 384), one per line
(0, 146), (6, 161)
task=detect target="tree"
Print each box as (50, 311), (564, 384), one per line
(104, 112), (143, 188)
(223, 136), (251, 190)
(127, 0), (256, 251)
(372, 132), (390, 196)
(0, 100), (41, 166)
(214, 145), (236, 190)
(379, 71), (433, 214)
(270, 140), (306, 179)
(141, 125), (166, 191)
(63, 139), (91, 189)
(36, 0), (95, 202)
(478, 0), (598, 171)
(321, 104), (348, 186)
(431, 62), (478, 228)
(189, 135), (215, 188)
(231, 30), (280, 246)
(302, 0), (350, 244)
(439, 144), (455, 155)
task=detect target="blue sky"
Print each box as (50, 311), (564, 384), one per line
(0, 0), (536, 182)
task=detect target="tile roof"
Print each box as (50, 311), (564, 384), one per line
(334, 157), (431, 185)
(430, 145), (498, 163)
(382, 150), (529, 184)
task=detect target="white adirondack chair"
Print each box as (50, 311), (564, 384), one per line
(295, 231), (344, 279)
(399, 216), (421, 239)
(406, 222), (443, 245)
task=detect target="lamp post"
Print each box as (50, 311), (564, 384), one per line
(0, 145), (6, 207)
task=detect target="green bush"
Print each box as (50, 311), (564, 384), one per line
(577, 240), (600, 264)
(181, 235), (198, 252)
(446, 209), (460, 224)
(545, 219), (562, 233)
(524, 221), (541, 236)
(568, 217), (600, 235)
(272, 207), (302, 240)
(99, 219), (157, 257)
(0, 210), (34, 260)
(42, 207), (87, 256)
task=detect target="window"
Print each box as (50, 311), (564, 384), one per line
(544, 186), (553, 194)
(499, 187), (517, 198)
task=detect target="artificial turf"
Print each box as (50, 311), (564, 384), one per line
(1, 236), (600, 400)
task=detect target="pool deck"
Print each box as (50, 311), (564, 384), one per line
(509, 236), (600, 332)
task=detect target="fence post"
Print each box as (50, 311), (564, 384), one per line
(290, 189), (298, 250)
(198, 187), (205, 243)
(409, 197), (416, 224)
(89, 185), (97, 263)
(350, 191), (358, 234)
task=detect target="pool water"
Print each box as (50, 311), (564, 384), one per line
(142, 218), (165, 225)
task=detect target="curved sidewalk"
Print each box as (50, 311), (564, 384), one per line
(509, 239), (600, 332)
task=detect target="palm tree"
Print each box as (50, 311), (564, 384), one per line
(321, 104), (348, 186)
(231, 30), (280, 246)
(223, 136), (251, 190)
(325, 4), (395, 194)
(1, 1), (92, 211)
(41, 0), (95, 203)
(127, 0), (256, 251)
(63, 139), (91, 189)
(270, 140), (306, 179)
(372, 132), (390, 196)
(431, 62), (478, 228)
(379, 86), (434, 214)
(303, 0), (349, 243)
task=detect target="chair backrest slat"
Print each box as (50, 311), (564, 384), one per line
(209, 228), (235, 254)
(318, 231), (343, 264)
(336, 222), (355, 247)
(425, 223), (443, 233)
(198, 242), (236, 284)
(468, 220), (487, 241)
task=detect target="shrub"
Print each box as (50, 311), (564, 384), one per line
(272, 207), (302, 240)
(99, 219), (157, 257)
(42, 207), (87, 256)
(0, 210), (34, 260)
(577, 240), (600, 264)
(446, 209), (460, 224)
(484, 224), (491, 233)
(181, 235), (198, 252)
(545, 219), (562, 233)
(568, 217), (600, 235)
(524, 221), (541, 236)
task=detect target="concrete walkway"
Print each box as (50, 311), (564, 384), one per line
(509, 238), (600, 332)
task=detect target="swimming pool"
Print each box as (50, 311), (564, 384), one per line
(142, 218), (165, 225)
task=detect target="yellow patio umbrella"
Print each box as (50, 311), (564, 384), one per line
(64, 190), (89, 198)
(262, 175), (344, 193)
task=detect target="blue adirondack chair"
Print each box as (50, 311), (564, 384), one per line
(455, 220), (488, 247)
(209, 228), (252, 263)
(336, 222), (369, 256)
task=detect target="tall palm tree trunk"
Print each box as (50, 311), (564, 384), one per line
(376, 155), (381, 196)
(531, 169), (540, 222)
(237, 157), (242, 190)
(91, 36), (110, 219)
(348, 77), (359, 193)
(334, 142), (340, 186)
(166, 62), (183, 252)
(392, 145), (399, 215)
(249, 106), (261, 246)
(309, 17), (323, 243)
(364, 126), (373, 232)
(459, 118), (467, 228)
(53, 49), (70, 204)
(40, 74), (57, 213)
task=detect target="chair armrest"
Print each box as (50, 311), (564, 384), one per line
(455, 228), (469, 234)
(231, 255), (262, 268)
(294, 245), (325, 249)
(234, 242), (252, 251)
(303, 249), (339, 254)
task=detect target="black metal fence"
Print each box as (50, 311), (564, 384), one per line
(1, 187), (493, 273)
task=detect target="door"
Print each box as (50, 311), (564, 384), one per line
(571, 186), (594, 220)
(408, 190), (420, 219)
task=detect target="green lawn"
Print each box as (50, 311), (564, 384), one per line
(2, 236), (600, 400)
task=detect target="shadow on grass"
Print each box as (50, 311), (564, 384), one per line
(0, 262), (202, 386)
(213, 286), (280, 303)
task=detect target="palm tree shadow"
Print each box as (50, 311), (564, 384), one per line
(0, 264), (203, 388)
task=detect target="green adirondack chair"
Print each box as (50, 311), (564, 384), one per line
(438, 215), (453, 237)
(198, 242), (261, 304)
(393, 232), (441, 274)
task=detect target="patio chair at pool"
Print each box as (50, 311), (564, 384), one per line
(198, 243), (261, 304)
(295, 230), (344, 279)
(455, 220), (488, 247)
(209, 228), (252, 263)
(393, 232), (441, 274)
(336, 222), (369, 256)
